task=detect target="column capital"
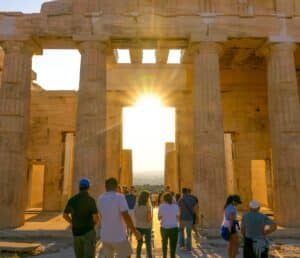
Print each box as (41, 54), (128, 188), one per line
(78, 41), (107, 54)
(190, 41), (223, 56)
(269, 42), (297, 53)
(1, 41), (30, 55)
(257, 42), (297, 57)
(1, 40), (42, 55)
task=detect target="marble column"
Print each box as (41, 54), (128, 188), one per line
(0, 41), (33, 229)
(106, 95), (122, 181)
(193, 42), (226, 228)
(120, 149), (133, 187)
(175, 95), (193, 190)
(164, 142), (178, 193)
(267, 42), (300, 227)
(74, 41), (107, 198)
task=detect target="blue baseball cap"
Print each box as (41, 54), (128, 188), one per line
(79, 178), (90, 188)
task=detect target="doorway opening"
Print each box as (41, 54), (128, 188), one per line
(251, 160), (273, 209)
(122, 94), (176, 190)
(27, 164), (45, 210)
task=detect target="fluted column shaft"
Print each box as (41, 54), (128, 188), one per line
(0, 41), (33, 229)
(193, 42), (226, 227)
(267, 43), (300, 226)
(120, 149), (133, 187)
(164, 142), (178, 193)
(74, 42), (107, 197)
(106, 100), (122, 180)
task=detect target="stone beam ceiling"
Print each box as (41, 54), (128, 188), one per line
(1, 1), (300, 44)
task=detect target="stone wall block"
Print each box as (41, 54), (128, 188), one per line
(199, 0), (215, 13)
(275, 0), (294, 17)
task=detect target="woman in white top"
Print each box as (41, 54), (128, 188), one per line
(158, 192), (180, 258)
(134, 190), (153, 258)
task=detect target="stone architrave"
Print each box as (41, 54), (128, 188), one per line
(0, 41), (33, 229)
(164, 142), (179, 193)
(120, 149), (133, 187)
(74, 41), (107, 198)
(193, 42), (227, 228)
(267, 42), (300, 227)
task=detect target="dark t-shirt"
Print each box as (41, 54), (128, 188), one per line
(64, 191), (98, 236)
(125, 194), (136, 210)
(178, 194), (197, 221)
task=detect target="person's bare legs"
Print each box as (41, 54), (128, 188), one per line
(229, 233), (239, 258)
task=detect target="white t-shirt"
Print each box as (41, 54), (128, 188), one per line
(158, 204), (179, 229)
(97, 191), (129, 242)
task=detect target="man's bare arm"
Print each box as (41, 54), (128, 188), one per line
(264, 222), (277, 235)
(121, 211), (141, 240)
(63, 213), (72, 224)
(93, 213), (100, 226)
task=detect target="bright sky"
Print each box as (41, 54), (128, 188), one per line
(0, 0), (48, 13)
(123, 95), (175, 175)
(32, 50), (81, 91)
(0, 1), (176, 178)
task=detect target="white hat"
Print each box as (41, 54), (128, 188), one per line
(249, 200), (260, 209)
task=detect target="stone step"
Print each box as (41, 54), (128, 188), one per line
(0, 241), (41, 253)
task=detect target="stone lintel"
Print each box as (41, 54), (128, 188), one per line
(190, 32), (227, 44)
(110, 39), (188, 50)
(73, 34), (110, 43)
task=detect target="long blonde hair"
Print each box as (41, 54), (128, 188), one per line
(137, 190), (151, 207)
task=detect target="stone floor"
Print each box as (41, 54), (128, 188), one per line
(0, 208), (300, 257)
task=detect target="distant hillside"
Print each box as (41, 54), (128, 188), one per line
(133, 171), (163, 185)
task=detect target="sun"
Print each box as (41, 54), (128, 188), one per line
(134, 94), (163, 109)
(123, 93), (175, 176)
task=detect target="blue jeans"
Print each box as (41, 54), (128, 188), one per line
(178, 220), (193, 251)
(136, 227), (152, 258)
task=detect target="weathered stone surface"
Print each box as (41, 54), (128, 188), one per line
(28, 91), (76, 211)
(73, 41), (107, 198)
(193, 42), (226, 228)
(106, 93), (122, 180)
(266, 42), (300, 227)
(120, 149), (133, 187)
(1, 0), (300, 229)
(0, 41), (33, 229)
(164, 142), (178, 193)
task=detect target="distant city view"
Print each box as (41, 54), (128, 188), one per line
(133, 171), (163, 186)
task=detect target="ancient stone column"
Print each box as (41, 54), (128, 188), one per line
(164, 142), (178, 193)
(120, 149), (133, 187)
(106, 95), (122, 180)
(175, 95), (193, 191)
(193, 42), (226, 228)
(74, 41), (107, 198)
(267, 43), (300, 227)
(0, 41), (33, 229)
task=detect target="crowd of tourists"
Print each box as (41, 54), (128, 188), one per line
(63, 177), (277, 258)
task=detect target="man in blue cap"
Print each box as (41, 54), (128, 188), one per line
(63, 178), (99, 258)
